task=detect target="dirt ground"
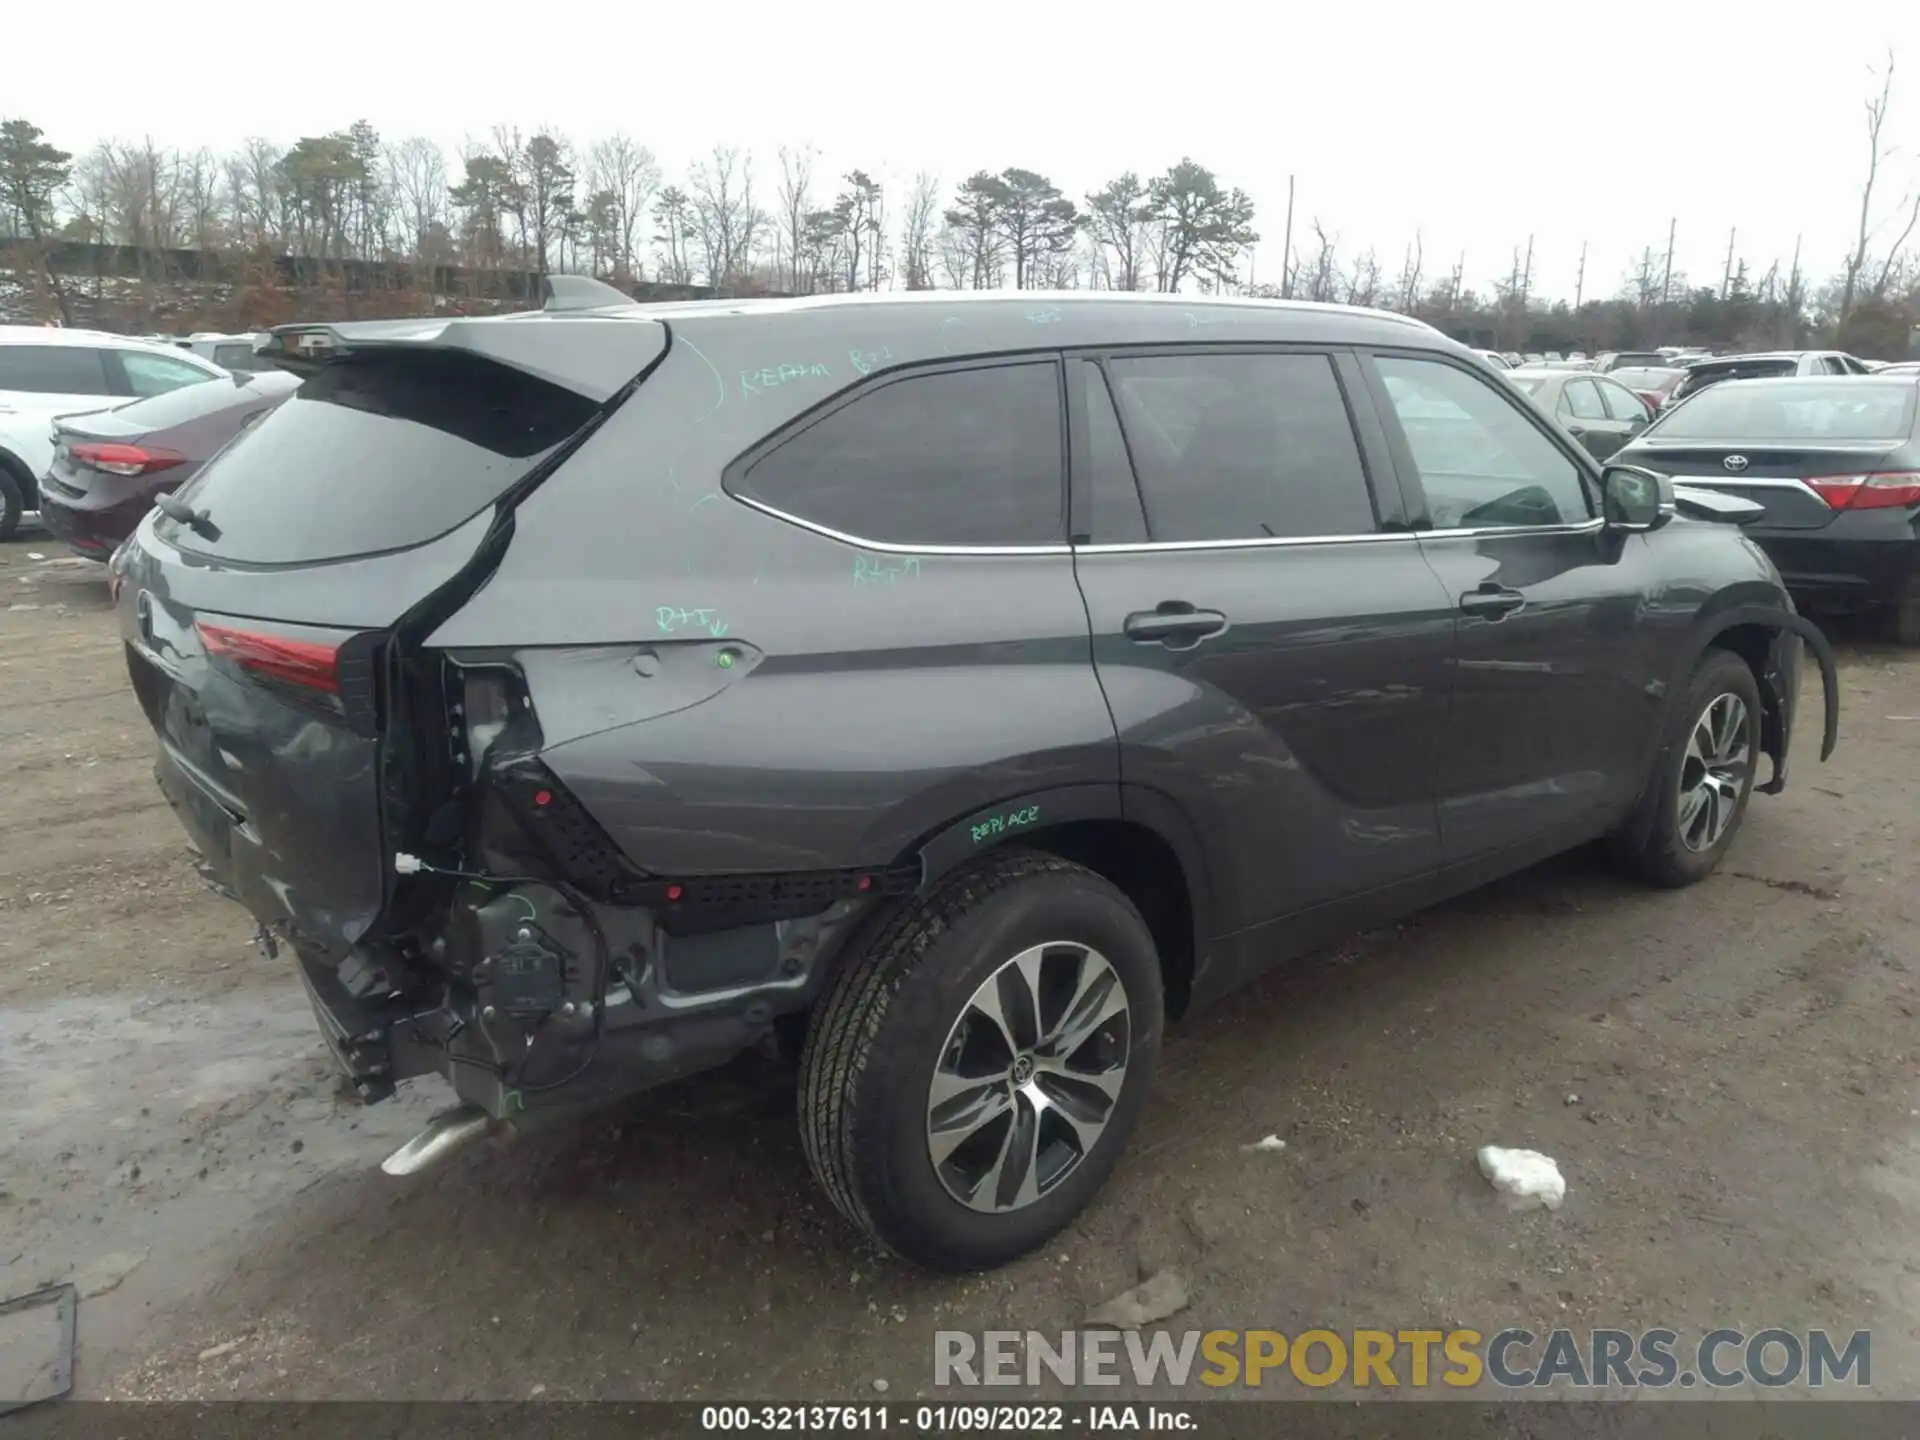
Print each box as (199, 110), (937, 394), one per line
(4, 527), (1919, 1408)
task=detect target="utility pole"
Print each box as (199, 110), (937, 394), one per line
(1660, 217), (1676, 304)
(1520, 234), (1535, 305)
(1451, 251), (1465, 310)
(1573, 240), (1587, 309)
(1721, 227), (1736, 299)
(1280, 175), (1295, 299)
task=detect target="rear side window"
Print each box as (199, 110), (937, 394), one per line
(1374, 355), (1592, 529)
(736, 362), (1065, 546)
(165, 352), (598, 564)
(0, 344), (112, 395)
(1104, 352), (1377, 542)
(120, 350), (214, 398)
(213, 343), (261, 371)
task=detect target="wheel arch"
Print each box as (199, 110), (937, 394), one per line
(0, 444), (35, 508)
(1620, 598), (1839, 854)
(913, 783), (1212, 1019)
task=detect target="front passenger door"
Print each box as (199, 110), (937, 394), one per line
(1367, 354), (1659, 869)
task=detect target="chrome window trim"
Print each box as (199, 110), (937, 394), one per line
(729, 492), (1073, 556)
(736, 489), (1608, 557)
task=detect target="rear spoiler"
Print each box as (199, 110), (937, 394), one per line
(257, 292), (663, 403)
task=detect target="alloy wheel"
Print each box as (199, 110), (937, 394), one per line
(1677, 692), (1750, 852)
(926, 941), (1132, 1214)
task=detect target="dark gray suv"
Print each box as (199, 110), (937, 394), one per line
(113, 281), (1837, 1271)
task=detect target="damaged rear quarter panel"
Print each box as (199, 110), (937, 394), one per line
(429, 316), (1121, 878)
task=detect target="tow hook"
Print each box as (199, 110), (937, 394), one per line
(380, 1102), (501, 1176)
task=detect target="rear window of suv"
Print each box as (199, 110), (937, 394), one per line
(162, 351), (598, 564)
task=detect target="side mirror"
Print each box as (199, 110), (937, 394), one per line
(1600, 464), (1673, 533)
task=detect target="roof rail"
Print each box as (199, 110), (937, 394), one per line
(542, 275), (636, 312)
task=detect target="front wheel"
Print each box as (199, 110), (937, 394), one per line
(799, 850), (1163, 1271)
(1612, 648), (1761, 887)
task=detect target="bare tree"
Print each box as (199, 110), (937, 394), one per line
(900, 170), (940, 290)
(687, 146), (765, 290)
(652, 185), (695, 286)
(1840, 51), (1901, 323)
(1345, 247), (1382, 307)
(775, 145), (816, 293)
(586, 134), (659, 281)
(1299, 219), (1339, 302)
(1394, 231), (1424, 313)
(223, 137), (283, 250)
(387, 136), (448, 260)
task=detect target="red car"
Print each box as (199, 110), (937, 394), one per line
(37, 370), (298, 559)
(1608, 365), (1689, 412)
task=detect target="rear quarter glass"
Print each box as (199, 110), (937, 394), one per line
(161, 351), (599, 565)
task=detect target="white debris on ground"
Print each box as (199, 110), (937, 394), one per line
(1241, 1134), (1288, 1152)
(1476, 1145), (1567, 1211)
(1087, 1271), (1190, 1328)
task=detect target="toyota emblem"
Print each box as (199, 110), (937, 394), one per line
(1723, 455), (1750, 473)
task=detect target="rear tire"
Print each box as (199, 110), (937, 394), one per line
(799, 849), (1163, 1271)
(1612, 648), (1761, 888)
(0, 464), (24, 542)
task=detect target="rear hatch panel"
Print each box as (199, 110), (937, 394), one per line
(119, 314), (667, 965)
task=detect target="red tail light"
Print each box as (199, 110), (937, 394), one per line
(196, 620), (341, 693)
(69, 442), (188, 477)
(1806, 471), (1920, 512)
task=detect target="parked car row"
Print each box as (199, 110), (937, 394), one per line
(0, 325), (295, 544)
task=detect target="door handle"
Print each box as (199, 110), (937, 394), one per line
(1123, 603), (1229, 647)
(1459, 584), (1526, 619)
(1565, 423), (1587, 436)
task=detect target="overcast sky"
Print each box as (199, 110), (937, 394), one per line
(7, 2), (1916, 300)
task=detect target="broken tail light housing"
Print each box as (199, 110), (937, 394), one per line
(1806, 471), (1920, 512)
(197, 620), (341, 694)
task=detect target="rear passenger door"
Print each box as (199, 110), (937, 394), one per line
(1365, 352), (1657, 868)
(1067, 349), (1458, 940)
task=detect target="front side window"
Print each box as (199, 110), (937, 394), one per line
(120, 350), (216, 398)
(1560, 379), (1607, 420)
(1104, 351), (1377, 542)
(0, 344), (113, 396)
(1373, 355), (1593, 530)
(736, 362), (1065, 546)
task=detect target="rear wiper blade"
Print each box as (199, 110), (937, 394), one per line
(154, 493), (220, 541)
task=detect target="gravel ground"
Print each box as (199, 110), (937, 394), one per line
(3, 529), (1918, 1409)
